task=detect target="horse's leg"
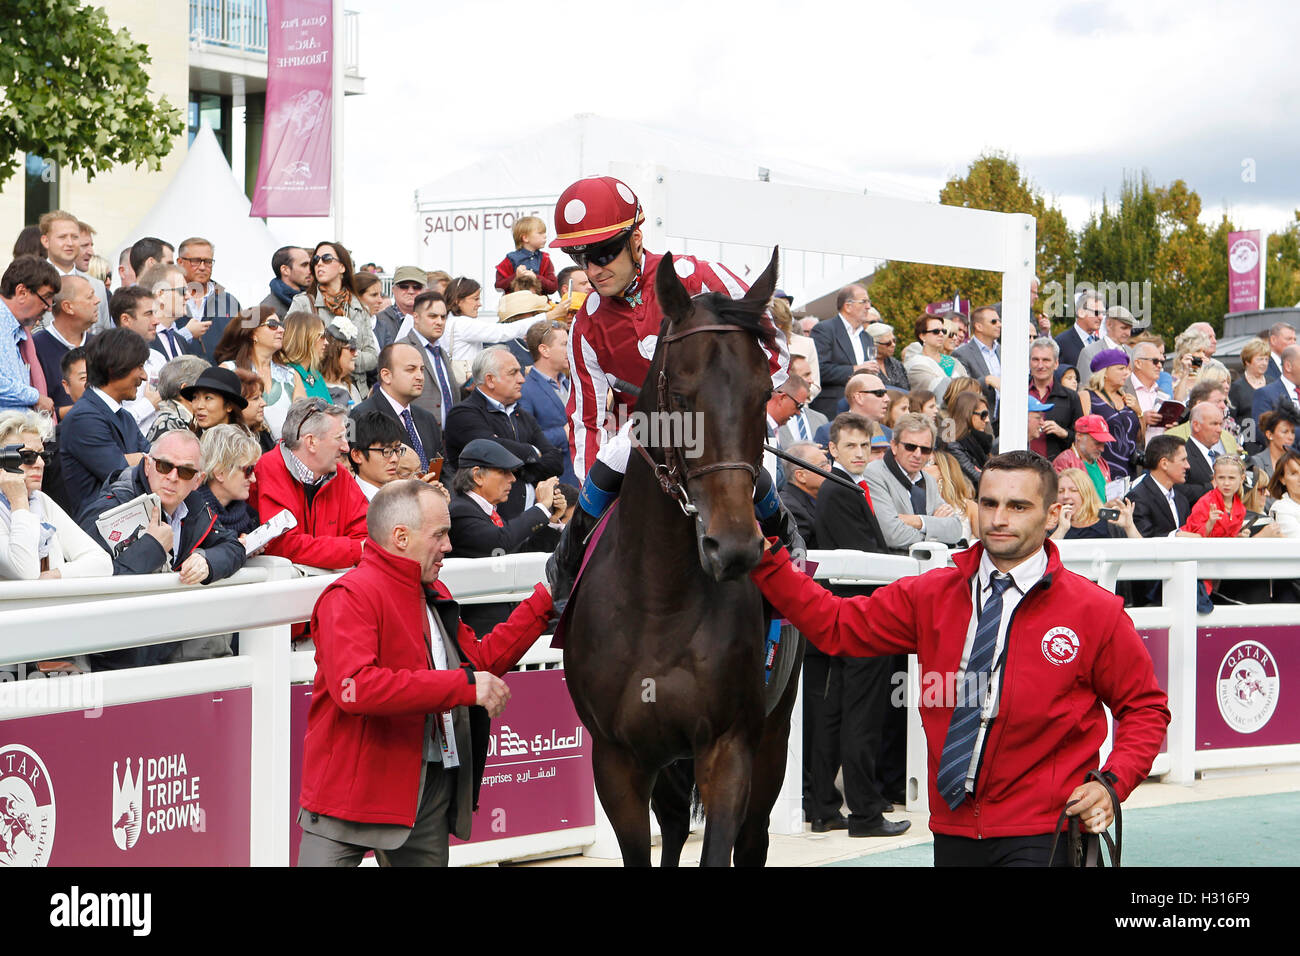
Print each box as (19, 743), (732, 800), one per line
(650, 759), (694, 867)
(695, 730), (757, 867)
(592, 739), (654, 867)
(735, 647), (804, 867)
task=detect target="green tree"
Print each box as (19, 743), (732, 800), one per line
(0, 0), (184, 188)
(1077, 175), (1231, 345)
(1265, 212), (1300, 309)
(868, 153), (1076, 344)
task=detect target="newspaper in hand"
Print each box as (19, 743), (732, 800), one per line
(94, 493), (161, 559)
(242, 508), (297, 556)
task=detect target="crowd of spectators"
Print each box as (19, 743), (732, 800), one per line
(3, 213), (1298, 687)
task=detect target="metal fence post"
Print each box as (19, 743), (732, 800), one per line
(1165, 561), (1199, 786)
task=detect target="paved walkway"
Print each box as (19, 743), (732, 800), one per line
(516, 770), (1300, 867)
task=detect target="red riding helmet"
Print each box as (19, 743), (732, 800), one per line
(550, 176), (644, 249)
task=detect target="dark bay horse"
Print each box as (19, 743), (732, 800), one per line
(562, 248), (803, 866)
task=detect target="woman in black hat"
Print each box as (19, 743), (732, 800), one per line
(181, 366), (250, 437)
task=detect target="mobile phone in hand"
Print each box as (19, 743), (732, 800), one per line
(428, 456), (444, 481)
(1098, 508), (1120, 521)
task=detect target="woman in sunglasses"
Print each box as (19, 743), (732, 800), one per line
(280, 310), (334, 403)
(215, 305), (303, 441)
(233, 367), (276, 454)
(197, 424), (262, 538)
(0, 410), (111, 583)
(180, 366), (249, 436)
(289, 242), (378, 393)
(946, 391), (994, 489)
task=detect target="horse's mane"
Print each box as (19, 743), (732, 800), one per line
(691, 290), (780, 352)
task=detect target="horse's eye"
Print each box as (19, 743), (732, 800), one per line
(671, 392), (689, 410)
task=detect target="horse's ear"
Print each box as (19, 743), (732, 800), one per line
(743, 246), (780, 310)
(656, 251), (693, 324)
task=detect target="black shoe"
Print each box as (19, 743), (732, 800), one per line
(810, 815), (849, 833)
(848, 818), (911, 838)
(545, 505), (602, 617)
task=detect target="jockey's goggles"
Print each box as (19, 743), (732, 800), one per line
(566, 229), (633, 269)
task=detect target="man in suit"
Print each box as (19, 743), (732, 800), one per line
(1178, 402), (1227, 504)
(1252, 344), (1300, 425)
(347, 409), (408, 501)
(444, 345), (562, 521)
(58, 328), (152, 510)
(1054, 291), (1105, 372)
(33, 275), (99, 419)
(518, 320), (576, 485)
(764, 375), (811, 486)
(138, 263), (195, 364)
(1127, 435), (1198, 538)
(864, 414), (963, 554)
(175, 237), (242, 360)
(351, 343), (444, 474)
(1126, 340), (1170, 444)
(375, 266), (427, 351)
(952, 306), (1002, 422)
(402, 290), (460, 429)
(809, 284), (878, 419)
(779, 441), (828, 549)
(806, 412), (907, 838)
(447, 439), (565, 635)
(1077, 304), (1134, 382)
(1265, 322), (1296, 383)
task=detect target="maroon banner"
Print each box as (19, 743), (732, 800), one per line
(0, 690), (251, 866)
(250, 0), (333, 217)
(925, 294), (964, 317)
(1137, 628), (1170, 754)
(289, 669), (594, 864)
(1196, 626), (1295, 750)
(1227, 230), (1264, 313)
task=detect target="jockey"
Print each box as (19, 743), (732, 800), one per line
(544, 175), (803, 611)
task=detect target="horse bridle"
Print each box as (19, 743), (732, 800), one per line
(630, 323), (760, 516)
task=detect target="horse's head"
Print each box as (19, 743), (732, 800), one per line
(652, 247), (781, 581)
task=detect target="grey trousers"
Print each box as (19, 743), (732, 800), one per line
(297, 763), (454, 867)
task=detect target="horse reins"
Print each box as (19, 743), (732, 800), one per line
(629, 324), (759, 515)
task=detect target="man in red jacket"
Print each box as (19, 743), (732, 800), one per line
(250, 397), (368, 570)
(750, 450), (1170, 866)
(297, 479), (554, 866)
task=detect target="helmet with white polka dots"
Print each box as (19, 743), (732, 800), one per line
(550, 176), (644, 249)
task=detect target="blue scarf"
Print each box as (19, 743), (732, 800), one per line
(269, 277), (300, 308)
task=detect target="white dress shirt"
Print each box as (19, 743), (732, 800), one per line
(957, 546), (1048, 793)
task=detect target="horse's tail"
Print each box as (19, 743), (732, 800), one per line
(657, 758), (705, 824)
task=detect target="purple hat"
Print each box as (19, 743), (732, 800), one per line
(1090, 347), (1130, 373)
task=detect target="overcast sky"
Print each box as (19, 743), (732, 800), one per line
(333, 0), (1300, 267)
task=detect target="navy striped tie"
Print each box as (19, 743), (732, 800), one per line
(936, 572), (1013, 810)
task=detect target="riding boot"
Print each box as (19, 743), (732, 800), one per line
(753, 468), (806, 561)
(759, 495), (807, 563)
(545, 504), (602, 617)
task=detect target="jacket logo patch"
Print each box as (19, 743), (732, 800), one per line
(1041, 626), (1079, 666)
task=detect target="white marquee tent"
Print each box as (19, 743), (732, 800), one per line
(112, 123), (282, 308)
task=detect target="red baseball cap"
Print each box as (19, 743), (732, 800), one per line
(551, 176), (644, 249)
(1074, 414), (1115, 442)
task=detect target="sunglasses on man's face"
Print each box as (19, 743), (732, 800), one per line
(567, 230), (631, 269)
(898, 441), (933, 455)
(311, 253), (338, 267)
(862, 388), (888, 398)
(151, 457), (200, 481)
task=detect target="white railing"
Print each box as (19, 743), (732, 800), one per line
(1, 540), (1295, 864)
(188, 1), (361, 74)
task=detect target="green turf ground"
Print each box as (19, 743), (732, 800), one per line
(825, 792), (1300, 866)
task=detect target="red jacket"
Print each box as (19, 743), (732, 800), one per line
(300, 542), (554, 827)
(1183, 488), (1244, 538)
(751, 540), (1169, 839)
(566, 251), (788, 480)
(249, 444), (368, 569)
(494, 251), (557, 294)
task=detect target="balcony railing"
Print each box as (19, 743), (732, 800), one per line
(189, 1), (361, 75)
